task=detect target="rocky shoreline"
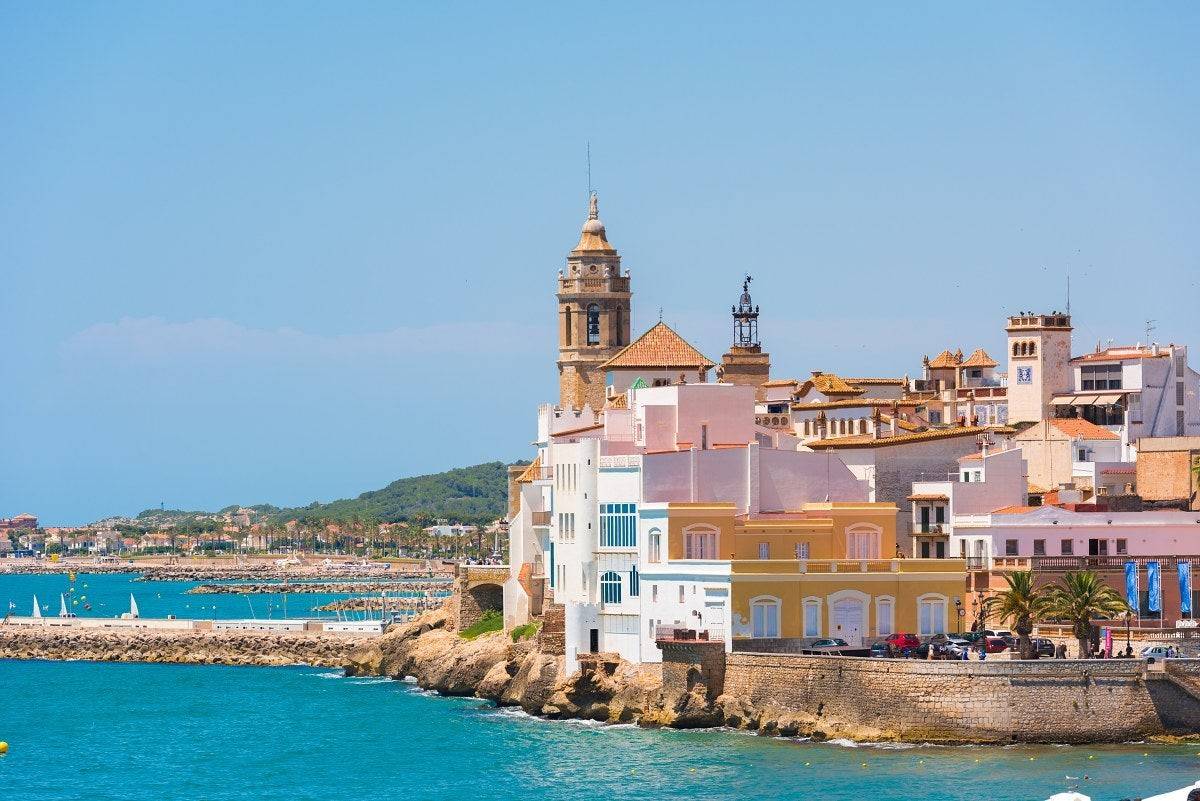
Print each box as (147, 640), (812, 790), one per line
(0, 562), (451, 581)
(0, 626), (367, 667)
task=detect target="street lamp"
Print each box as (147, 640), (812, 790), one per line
(1124, 610), (1132, 656)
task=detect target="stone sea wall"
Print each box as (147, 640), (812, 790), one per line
(344, 609), (1200, 743)
(0, 626), (367, 667)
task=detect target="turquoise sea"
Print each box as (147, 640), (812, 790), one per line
(1, 573), (1198, 800)
(1, 572), (446, 621)
(0, 660), (1197, 801)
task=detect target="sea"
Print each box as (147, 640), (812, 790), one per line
(1, 575), (1197, 801)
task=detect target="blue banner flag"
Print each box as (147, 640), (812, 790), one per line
(1147, 561), (1162, 614)
(1124, 560), (1138, 612)
(1180, 561), (1193, 616)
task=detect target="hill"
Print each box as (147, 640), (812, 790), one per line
(278, 461), (518, 525)
(130, 461), (523, 528)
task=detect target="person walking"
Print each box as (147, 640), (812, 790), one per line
(1055, 642), (1067, 659)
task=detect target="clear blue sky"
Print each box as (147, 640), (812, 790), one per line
(3, 3), (1198, 525)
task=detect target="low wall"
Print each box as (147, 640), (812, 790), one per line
(719, 653), (1175, 742)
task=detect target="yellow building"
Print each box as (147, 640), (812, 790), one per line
(663, 501), (968, 645)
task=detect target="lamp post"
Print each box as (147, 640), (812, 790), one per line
(1124, 610), (1131, 656)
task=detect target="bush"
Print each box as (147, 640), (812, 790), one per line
(460, 610), (504, 640)
(510, 621), (541, 642)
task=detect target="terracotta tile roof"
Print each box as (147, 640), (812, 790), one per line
(882, 414), (922, 432)
(601, 322), (715, 370)
(845, 377), (906, 385)
(960, 348), (997, 368)
(762, 378), (800, 387)
(800, 372), (862, 396)
(958, 453), (983, 462)
(928, 350), (962, 369)
(571, 195), (617, 254)
(1101, 466), (1137, 474)
(604, 393), (628, 410)
(552, 423), (604, 438)
(992, 505), (1039, 515)
(907, 493), (949, 502)
(805, 426), (992, 450)
(515, 456), (542, 484)
(1048, 418), (1119, 440)
(1070, 346), (1172, 363)
(792, 399), (923, 411)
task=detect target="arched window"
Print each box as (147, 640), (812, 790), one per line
(802, 597), (822, 637)
(648, 528), (662, 563)
(684, 525), (718, 559)
(1028, 341), (1036, 356)
(750, 596), (781, 638)
(600, 570), (622, 605)
(1012, 342), (1020, 357)
(587, 304), (601, 345)
(917, 593), (948, 636)
(845, 524), (882, 559)
(875, 596), (895, 636)
(628, 565), (639, 597)
(564, 306), (572, 346)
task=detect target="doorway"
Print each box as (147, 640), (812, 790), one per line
(831, 597), (865, 647)
(589, 628), (599, 653)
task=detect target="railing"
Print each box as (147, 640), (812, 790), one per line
(966, 557), (986, 571)
(915, 524), (945, 535)
(530, 511), (551, 526)
(733, 558), (967, 575)
(655, 625), (724, 643)
(558, 276), (630, 293)
(1029, 555), (1197, 572)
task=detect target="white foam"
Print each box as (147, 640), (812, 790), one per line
(313, 671), (344, 679)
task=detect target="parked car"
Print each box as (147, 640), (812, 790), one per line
(885, 632), (922, 655)
(913, 642), (957, 660)
(946, 637), (972, 658)
(810, 638), (848, 648)
(1032, 638), (1056, 657)
(869, 641), (890, 658)
(983, 637), (1009, 653)
(1140, 645), (1175, 661)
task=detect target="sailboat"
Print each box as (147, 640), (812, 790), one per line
(58, 594), (70, 618)
(32, 595), (42, 618)
(120, 594), (140, 620)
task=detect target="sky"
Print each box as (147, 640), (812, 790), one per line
(3, 3), (1199, 525)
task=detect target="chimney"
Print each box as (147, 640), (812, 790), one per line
(872, 407), (882, 440)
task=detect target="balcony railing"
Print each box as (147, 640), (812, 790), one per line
(655, 625), (724, 643)
(915, 523), (945, 535)
(530, 511), (551, 527)
(966, 556), (986, 571)
(1029, 555), (1197, 572)
(733, 558), (967, 575)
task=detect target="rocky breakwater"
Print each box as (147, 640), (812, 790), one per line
(0, 626), (367, 668)
(186, 581), (450, 595)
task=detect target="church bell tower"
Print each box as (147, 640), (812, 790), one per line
(556, 193), (632, 409)
(718, 275), (771, 395)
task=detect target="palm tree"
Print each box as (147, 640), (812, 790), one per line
(1043, 571), (1131, 658)
(983, 570), (1046, 659)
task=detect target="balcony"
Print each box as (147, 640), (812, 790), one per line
(531, 511), (551, 527)
(914, 523), (946, 536)
(1028, 555), (1195, 572)
(558, 275), (631, 295)
(966, 556), (986, 571)
(733, 558), (966, 575)
(655, 625), (724, 643)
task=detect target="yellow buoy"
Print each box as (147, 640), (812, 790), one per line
(1088, 755), (1095, 760)
(0, 741), (8, 754)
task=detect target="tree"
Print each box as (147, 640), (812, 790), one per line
(1043, 571), (1131, 658)
(983, 571), (1046, 659)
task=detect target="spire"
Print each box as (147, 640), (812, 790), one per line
(573, 191), (615, 253)
(731, 274), (760, 347)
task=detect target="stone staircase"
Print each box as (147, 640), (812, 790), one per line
(1146, 671), (1200, 735)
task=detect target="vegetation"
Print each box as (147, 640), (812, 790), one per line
(983, 571), (1046, 659)
(460, 610), (504, 640)
(1042, 571), (1131, 658)
(281, 462), (518, 526)
(510, 621), (540, 642)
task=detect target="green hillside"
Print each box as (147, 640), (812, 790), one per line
(280, 461), (519, 525)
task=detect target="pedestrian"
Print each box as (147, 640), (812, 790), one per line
(1055, 642), (1067, 659)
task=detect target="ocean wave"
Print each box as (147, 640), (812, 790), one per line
(313, 671), (344, 679)
(347, 677), (392, 685)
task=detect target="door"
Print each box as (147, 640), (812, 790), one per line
(589, 628), (599, 653)
(832, 598), (865, 647)
(935, 541), (946, 559)
(920, 506), (931, 533)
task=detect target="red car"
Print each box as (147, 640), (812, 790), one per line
(983, 637), (1009, 653)
(885, 633), (921, 654)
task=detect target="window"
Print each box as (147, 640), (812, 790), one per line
(935, 506), (945, 524)
(701, 424), (709, 451)
(600, 571), (622, 605)
(648, 528), (662, 562)
(1077, 448), (1089, 462)
(795, 542), (810, 560)
(1080, 364), (1121, 391)
(757, 542), (770, 559)
(684, 525), (718, 559)
(917, 595), (947, 636)
(803, 599), (821, 637)
(846, 526), (881, 559)
(1116, 539), (1127, 555)
(751, 597), (781, 638)
(1061, 539), (1074, 556)
(876, 597), (895, 636)
(1033, 539), (1046, 556)
(651, 584), (658, 602)
(678, 585), (685, 603)
(549, 542), (556, 587)
(600, 503), (637, 548)
(1005, 539), (1018, 557)
(586, 303), (601, 345)
(628, 566), (639, 597)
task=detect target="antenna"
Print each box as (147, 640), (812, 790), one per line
(586, 141), (593, 197)
(1066, 264), (1070, 316)
(658, 307), (663, 322)
(1145, 319), (1156, 343)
